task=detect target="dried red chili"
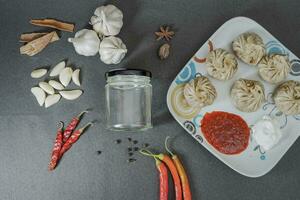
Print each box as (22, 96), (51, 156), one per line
(48, 121), (64, 171)
(59, 122), (93, 158)
(62, 110), (88, 143)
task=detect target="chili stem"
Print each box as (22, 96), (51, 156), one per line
(76, 110), (88, 119)
(165, 136), (175, 156)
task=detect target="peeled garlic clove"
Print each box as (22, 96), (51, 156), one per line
(39, 81), (55, 95)
(59, 67), (73, 87)
(48, 80), (64, 90)
(31, 68), (47, 78)
(72, 69), (81, 86)
(31, 87), (46, 106)
(45, 94), (61, 108)
(59, 90), (82, 100)
(50, 61), (65, 77)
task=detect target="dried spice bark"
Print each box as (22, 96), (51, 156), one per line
(20, 31), (56, 56)
(19, 32), (59, 43)
(30, 18), (75, 32)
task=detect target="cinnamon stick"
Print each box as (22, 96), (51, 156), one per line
(19, 32), (59, 43)
(30, 19), (74, 32)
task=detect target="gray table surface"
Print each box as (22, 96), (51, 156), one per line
(1, 0), (300, 199)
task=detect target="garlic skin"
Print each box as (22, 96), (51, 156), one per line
(45, 94), (61, 108)
(59, 90), (83, 100)
(59, 67), (73, 87)
(68, 29), (100, 56)
(31, 87), (46, 106)
(99, 36), (127, 64)
(31, 68), (47, 78)
(90, 5), (123, 36)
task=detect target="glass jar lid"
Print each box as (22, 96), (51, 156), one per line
(105, 68), (152, 80)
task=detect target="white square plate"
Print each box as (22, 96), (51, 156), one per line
(167, 17), (300, 177)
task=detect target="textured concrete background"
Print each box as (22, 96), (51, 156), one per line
(0, 0), (299, 199)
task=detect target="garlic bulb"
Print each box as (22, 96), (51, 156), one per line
(99, 36), (127, 64)
(68, 29), (100, 56)
(90, 5), (123, 36)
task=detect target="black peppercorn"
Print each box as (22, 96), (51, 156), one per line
(96, 150), (102, 155)
(115, 139), (122, 144)
(127, 158), (137, 163)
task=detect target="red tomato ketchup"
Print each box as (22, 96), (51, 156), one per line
(200, 111), (250, 155)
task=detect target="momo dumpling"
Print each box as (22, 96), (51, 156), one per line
(206, 48), (238, 81)
(232, 32), (265, 65)
(258, 54), (291, 84)
(231, 79), (265, 112)
(183, 76), (217, 108)
(273, 80), (300, 115)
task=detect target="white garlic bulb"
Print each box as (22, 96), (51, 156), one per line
(90, 5), (123, 36)
(68, 29), (100, 56)
(99, 36), (127, 64)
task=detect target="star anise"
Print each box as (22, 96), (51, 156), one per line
(155, 26), (175, 41)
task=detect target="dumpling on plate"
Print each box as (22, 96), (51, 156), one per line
(273, 80), (300, 115)
(206, 48), (238, 81)
(258, 54), (291, 84)
(231, 79), (265, 112)
(232, 32), (265, 65)
(183, 76), (217, 109)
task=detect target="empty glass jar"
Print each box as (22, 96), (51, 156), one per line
(105, 69), (152, 131)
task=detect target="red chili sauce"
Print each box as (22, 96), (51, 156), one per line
(201, 111), (250, 155)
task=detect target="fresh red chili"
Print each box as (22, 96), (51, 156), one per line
(62, 110), (88, 143)
(140, 150), (182, 200)
(156, 158), (168, 200)
(48, 121), (64, 171)
(59, 122), (92, 158)
(161, 154), (182, 200)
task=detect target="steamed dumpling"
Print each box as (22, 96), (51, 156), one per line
(232, 32), (265, 65)
(231, 79), (265, 112)
(206, 48), (238, 80)
(273, 80), (300, 115)
(183, 76), (217, 109)
(258, 54), (291, 84)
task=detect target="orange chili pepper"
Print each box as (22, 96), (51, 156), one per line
(165, 137), (192, 200)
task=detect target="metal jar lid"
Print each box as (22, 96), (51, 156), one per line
(105, 68), (152, 80)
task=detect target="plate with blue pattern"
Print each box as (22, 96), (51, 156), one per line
(167, 17), (300, 177)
